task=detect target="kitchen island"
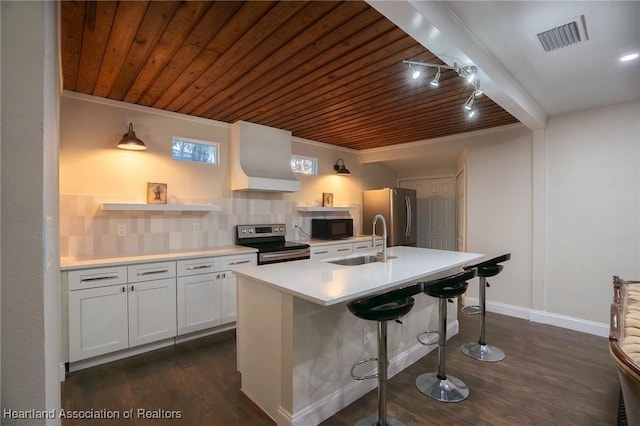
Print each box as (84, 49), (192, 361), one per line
(233, 246), (483, 426)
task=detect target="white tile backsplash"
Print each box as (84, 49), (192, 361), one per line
(59, 194), (361, 258)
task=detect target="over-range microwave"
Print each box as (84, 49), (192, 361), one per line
(311, 219), (354, 240)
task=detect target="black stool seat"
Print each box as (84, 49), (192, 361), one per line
(348, 282), (423, 321)
(464, 253), (510, 276)
(415, 268), (477, 403)
(423, 271), (473, 299)
(348, 298), (414, 322)
(461, 253), (511, 362)
(347, 282), (423, 426)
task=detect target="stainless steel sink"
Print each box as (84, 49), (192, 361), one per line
(328, 255), (396, 266)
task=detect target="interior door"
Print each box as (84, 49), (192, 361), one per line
(399, 178), (456, 250)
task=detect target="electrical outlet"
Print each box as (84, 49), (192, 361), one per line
(117, 224), (126, 237)
(363, 326), (372, 345)
(193, 223), (200, 233)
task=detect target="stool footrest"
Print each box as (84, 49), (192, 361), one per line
(417, 330), (439, 346)
(461, 305), (481, 315)
(350, 357), (378, 380)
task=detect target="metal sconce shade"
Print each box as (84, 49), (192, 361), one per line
(118, 123), (146, 150)
(334, 159), (351, 175)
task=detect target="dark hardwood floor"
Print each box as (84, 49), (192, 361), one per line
(62, 310), (620, 425)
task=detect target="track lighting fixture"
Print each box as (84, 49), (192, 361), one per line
(402, 59), (483, 117)
(430, 68), (441, 87)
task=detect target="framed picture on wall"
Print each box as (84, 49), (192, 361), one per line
(147, 183), (167, 204)
(322, 192), (334, 207)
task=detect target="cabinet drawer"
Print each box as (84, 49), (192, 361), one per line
(332, 243), (353, 257)
(68, 266), (128, 291)
(219, 254), (256, 270)
(310, 246), (333, 259)
(128, 261), (176, 282)
(177, 257), (219, 277)
(353, 241), (373, 252)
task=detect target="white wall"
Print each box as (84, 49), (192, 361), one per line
(60, 93), (396, 207)
(1, 1), (60, 424)
(60, 93), (231, 201)
(463, 100), (640, 333)
(466, 132), (533, 309)
(59, 93), (398, 258)
(544, 101), (640, 324)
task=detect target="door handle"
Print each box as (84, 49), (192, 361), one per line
(405, 196), (412, 237)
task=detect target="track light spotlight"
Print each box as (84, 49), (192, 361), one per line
(473, 81), (483, 97)
(412, 69), (421, 79)
(430, 68), (441, 87)
(463, 93), (475, 111)
(468, 109), (476, 118)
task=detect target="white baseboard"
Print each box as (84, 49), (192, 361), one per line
(68, 339), (175, 372)
(280, 321), (459, 426)
(463, 298), (608, 338)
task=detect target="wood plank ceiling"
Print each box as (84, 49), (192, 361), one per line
(61, 0), (519, 150)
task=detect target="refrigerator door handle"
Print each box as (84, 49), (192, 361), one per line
(405, 195), (412, 237)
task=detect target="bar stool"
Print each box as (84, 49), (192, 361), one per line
(347, 282), (424, 426)
(460, 253), (511, 362)
(415, 269), (477, 403)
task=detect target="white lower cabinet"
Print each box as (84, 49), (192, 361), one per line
(67, 253), (255, 365)
(176, 253), (255, 336)
(127, 278), (177, 347)
(220, 270), (238, 324)
(177, 272), (221, 335)
(68, 261), (177, 362)
(68, 284), (129, 362)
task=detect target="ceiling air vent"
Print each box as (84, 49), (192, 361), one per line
(537, 15), (588, 52)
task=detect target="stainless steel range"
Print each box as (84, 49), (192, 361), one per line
(236, 224), (310, 265)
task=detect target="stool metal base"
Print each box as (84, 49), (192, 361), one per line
(354, 414), (405, 426)
(415, 372), (469, 403)
(460, 342), (505, 362)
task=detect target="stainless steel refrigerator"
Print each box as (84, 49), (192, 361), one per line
(362, 187), (417, 246)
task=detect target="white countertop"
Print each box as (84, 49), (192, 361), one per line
(60, 245), (257, 270)
(233, 246), (484, 306)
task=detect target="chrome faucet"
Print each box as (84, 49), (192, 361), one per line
(372, 214), (388, 262)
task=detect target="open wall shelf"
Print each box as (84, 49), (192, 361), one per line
(100, 203), (221, 212)
(296, 206), (358, 212)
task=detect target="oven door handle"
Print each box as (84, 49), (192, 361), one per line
(260, 249), (310, 261)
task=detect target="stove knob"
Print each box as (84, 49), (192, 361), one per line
(249, 229), (254, 233)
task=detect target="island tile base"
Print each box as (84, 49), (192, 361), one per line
(237, 275), (461, 426)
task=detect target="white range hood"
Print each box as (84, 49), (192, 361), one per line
(230, 120), (300, 192)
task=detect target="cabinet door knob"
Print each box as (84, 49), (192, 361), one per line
(122, 286), (126, 293)
(130, 285), (134, 292)
(221, 273), (226, 279)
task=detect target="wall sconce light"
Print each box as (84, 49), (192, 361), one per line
(334, 159), (351, 175)
(118, 123), (146, 150)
